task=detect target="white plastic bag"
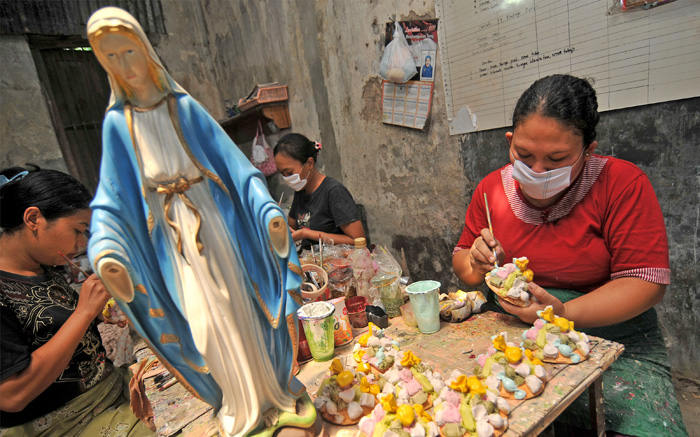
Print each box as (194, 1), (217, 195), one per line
(249, 121), (277, 177)
(378, 24), (416, 83)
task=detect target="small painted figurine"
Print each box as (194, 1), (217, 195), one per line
(86, 7), (314, 436)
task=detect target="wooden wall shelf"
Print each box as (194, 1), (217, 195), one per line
(218, 102), (291, 146)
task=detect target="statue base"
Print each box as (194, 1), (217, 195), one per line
(249, 392), (322, 437)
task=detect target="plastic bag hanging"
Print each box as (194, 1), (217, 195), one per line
(250, 121), (278, 177)
(378, 23), (417, 83)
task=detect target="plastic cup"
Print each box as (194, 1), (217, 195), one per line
(400, 302), (417, 327)
(405, 280), (441, 334)
(297, 301), (336, 361)
(328, 297), (354, 346)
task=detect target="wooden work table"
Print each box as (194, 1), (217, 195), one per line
(297, 311), (624, 437)
(135, 311), (623, 436)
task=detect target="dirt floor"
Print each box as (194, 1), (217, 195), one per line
(674, 371), (700, 435)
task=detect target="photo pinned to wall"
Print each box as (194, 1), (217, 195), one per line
(385, 19), (439, 81)
(420, 51), (436, 82)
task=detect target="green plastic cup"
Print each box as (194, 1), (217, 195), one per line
(297, 301), (336, 362)
(405, 280), (441, 334)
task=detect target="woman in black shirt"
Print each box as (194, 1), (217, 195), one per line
(274, 133), (365, 249)
(0, 167), (151, 435)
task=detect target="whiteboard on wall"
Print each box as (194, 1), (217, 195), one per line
(435, 0), (700, 134)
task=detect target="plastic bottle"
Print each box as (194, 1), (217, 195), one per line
(351, 237), (376, 302)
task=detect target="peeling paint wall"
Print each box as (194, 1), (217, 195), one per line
(192, 0), (698, 376)
(1, 0), (697, 378)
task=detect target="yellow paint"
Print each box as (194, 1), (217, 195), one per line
(524, 349), (543, 365)
(505, 346), (522, 363)
(541, 306), (555, 323)
(555, 317), (571, 332)
(397, 404), (415, 426)
(400, 350), (422, 367)
(360, 376), (370, 393)
(353, 349), (366, 363)
(467, 375), (486, 395)
(380, 393), (397, 413)
(330, 358), (344, 374)
(450, 375), (469, 393)
(493, 334), (506, 351)
(413, 404), (433, 422)
(337, 370), (354, 389)
(514, 257), (529, 271)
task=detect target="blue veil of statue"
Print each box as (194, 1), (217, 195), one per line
(86, 7), (304, 411)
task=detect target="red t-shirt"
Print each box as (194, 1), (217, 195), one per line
(454, 155), (670, 292)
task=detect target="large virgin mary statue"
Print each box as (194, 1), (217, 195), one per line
(86, 7), (313, 436)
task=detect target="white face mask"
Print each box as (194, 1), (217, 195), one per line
(282, 162), (309, 191)
(511, 150), (585, 200)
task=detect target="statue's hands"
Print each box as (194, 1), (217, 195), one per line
(269, 216), (290, 258)
(98, 259), (134, 302)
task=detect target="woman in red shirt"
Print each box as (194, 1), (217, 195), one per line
(453, 74), (687, 436)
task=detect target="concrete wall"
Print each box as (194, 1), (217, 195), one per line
(1, 0), (697, 376)
(0, 35), (67, 172)
(187, 0), (699, 375)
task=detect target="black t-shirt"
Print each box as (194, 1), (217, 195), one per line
(0, 267), (110, 427)
(289, 176), (360, 250)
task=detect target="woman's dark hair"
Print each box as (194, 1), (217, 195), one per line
(0, 166), (92, 233)
(512, 74), (599, 146)
(274, 133), (319, 164)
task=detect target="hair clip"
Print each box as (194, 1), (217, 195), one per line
(314, 141), (322, 151)
(0, 171), (28, 188)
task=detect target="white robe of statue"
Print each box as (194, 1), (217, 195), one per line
(133, 102), (296, 435)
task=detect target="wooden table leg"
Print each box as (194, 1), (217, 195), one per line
(588, 376), (605, 437)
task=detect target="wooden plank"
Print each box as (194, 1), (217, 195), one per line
(589, 376), (606, 437)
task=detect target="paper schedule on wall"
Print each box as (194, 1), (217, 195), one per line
(435, 0), (700, 135)
(382, 80), (434, 129)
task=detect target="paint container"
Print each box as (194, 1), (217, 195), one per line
(346, 296), (369, 328)
(297, 319), (313, 362)
(371, 273), (402, 318)
(297, 301), (336, 362)
(328, 296), (354, 346)
(400, 302), (417, 327)
(406, 280), (441, 334)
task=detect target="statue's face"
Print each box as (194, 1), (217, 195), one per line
(98, 33), (151, 93)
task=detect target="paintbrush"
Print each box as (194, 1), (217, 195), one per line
(483, 193), (499, 269)
(58, 251), (91, 278)
(158, 377), (178, 391)
(278, 192), (284, 206)
(319, 233), (323, 266)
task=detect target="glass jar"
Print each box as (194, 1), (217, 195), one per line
(370, 273), (402, 318)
